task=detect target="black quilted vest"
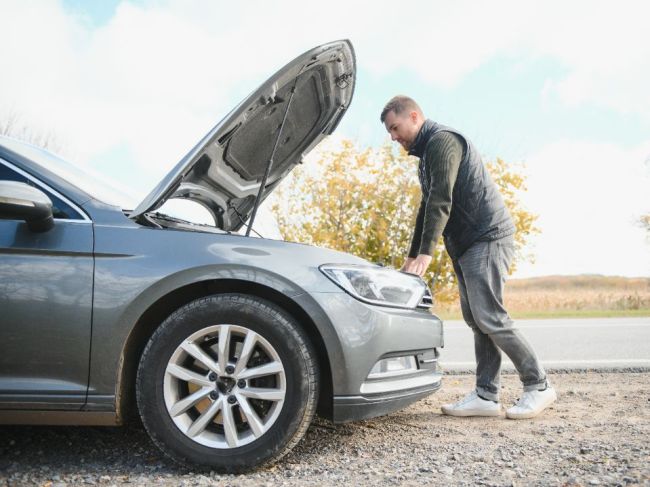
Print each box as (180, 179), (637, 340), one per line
(409, 119), (515, 260)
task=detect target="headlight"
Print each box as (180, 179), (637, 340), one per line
(319, 264), (428, 309)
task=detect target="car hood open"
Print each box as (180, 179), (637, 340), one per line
(131, 40), (356, 231)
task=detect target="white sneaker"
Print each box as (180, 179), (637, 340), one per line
(506, 387), (557, 419)
(441, 390), (501, 417)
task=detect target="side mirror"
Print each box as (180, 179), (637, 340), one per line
(0, 181), (55, 232)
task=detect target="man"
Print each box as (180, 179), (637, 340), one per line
(381, 95), (556, 419)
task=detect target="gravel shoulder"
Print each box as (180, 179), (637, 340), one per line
(1, 371), (648, 486)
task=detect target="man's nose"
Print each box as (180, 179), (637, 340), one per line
(390, 132), (398, 141)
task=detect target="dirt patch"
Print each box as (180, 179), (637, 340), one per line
(1, 372), (648, 486)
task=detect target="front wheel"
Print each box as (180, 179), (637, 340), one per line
(136, 294), (319, 472)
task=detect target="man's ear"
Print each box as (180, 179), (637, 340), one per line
(409, 110), (419, 123)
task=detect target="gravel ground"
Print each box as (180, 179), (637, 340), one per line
(1, 371), (648, 487)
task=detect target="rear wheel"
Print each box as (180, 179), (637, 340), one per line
(136, 294), (318, 472)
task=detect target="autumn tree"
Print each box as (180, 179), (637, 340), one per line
(271, 139), (539, 305)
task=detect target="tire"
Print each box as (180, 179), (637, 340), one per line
(136, 293), (319, 472)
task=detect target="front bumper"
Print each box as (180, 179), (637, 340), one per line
(333, 375), (442, 422)
(295, 291), (444, 423)
(333, 347), (443, 422)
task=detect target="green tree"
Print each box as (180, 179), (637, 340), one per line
(272, 139), (539, 305)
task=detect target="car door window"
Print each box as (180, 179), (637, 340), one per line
(0, 161), (84, 220)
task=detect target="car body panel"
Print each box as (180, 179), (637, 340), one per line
(300, 292), (443, 395)
(0, 218), (93, 409)
(87, 222), (366, 399)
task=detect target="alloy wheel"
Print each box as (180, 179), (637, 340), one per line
(163, 324), (286, 449)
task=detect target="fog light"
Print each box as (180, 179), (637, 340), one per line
(367, 356), (418, 379)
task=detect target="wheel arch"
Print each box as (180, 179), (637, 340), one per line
(116, 279), (335, 423)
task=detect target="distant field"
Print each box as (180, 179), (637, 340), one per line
(435, 275), (650, 320)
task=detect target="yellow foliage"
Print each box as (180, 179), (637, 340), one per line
(271, 139), (539, 305)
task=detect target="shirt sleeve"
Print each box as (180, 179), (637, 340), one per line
(417, 131), (463, 256)
(408, 197), (426, 258)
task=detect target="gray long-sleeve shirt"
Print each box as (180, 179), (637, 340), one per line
(408, 131), (464, 257)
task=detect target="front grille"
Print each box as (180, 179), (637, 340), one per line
(417, 287), (434, 309)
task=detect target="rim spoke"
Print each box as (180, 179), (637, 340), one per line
(164, 323), (287, 449)
(233, 331), (258, 376)
(166, 363), (213, 387)
(238, 361), (283, 380)
(239, 387), (285, 402)
(180, 341), (221, 375)
(187, 398), (222, 438)
(217, 325), (231, 373)
(169, 387), (213, 417)
(236, 395), (264, 437)
(221, 402), (239, 448)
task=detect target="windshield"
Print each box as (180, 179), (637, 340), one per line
(0, 136), (139, 210)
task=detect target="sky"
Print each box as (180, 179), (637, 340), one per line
(1, 0), (649, 278)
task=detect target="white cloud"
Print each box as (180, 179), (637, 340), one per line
(514, 139), (650, 278)
(525, 1), (650, 116)
(0, 0), (390, 192)
(2, 0), (649, 187)
(1, 0), (649, 277)
(356, 0), (650, 117)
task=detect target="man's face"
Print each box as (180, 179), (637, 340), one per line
(383, 110), (421, 150)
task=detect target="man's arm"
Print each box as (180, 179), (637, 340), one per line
(401, 199), (425, 271)
(403, 132), (462, 276)
(408, 198), (426, 258)
(418, 131), (463, 256)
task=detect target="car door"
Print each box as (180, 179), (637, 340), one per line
(0, 158), (93, 410)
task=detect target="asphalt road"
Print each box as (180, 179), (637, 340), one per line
(438, 316), (650, 371)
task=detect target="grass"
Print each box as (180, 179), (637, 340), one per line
(436, 308), (650, 321)
(433, 275), (650, 321)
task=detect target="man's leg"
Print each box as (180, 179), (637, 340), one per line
(453, 259), (502, 402)
(457, 237), (547, 392)
(440, 259), (502, 417)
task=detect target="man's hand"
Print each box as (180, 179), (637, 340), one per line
(400, 257), (415, 272)
(401, 254), (432, 277)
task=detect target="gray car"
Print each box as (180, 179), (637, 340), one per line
(0, 40), (443, 472)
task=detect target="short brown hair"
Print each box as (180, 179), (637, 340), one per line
(380, 95), (423, 123)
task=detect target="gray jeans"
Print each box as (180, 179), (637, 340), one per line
(452, 235), (547, 401)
